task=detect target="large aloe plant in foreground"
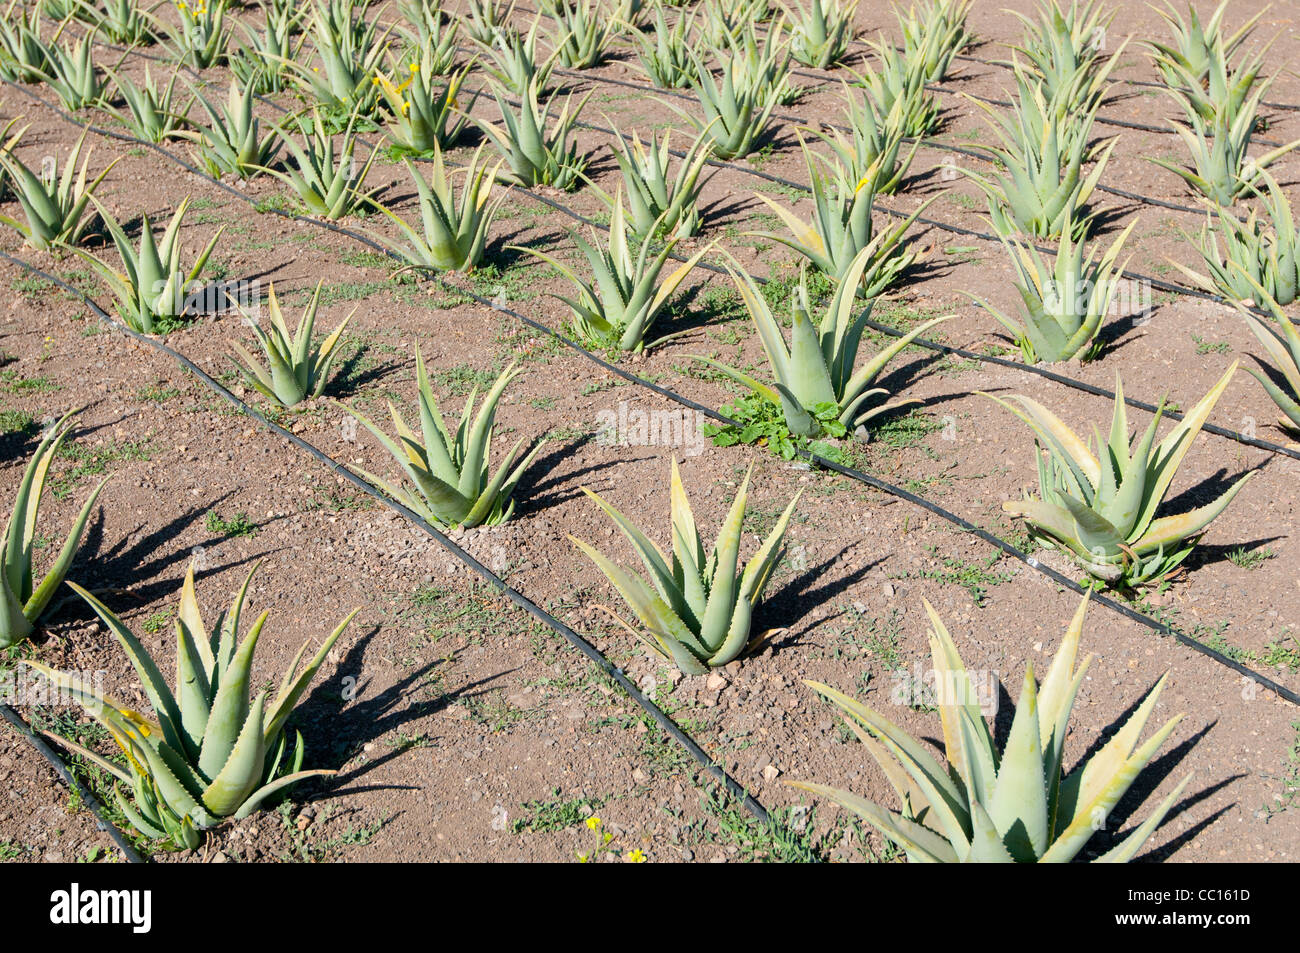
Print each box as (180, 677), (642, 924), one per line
(341, 352), (543, 528)
(571, 460), (801, 675)
(694, 248), (952, 438)
(1, 411), (106, 648)
(985, 364), (1253, 587)
(793, 594), (1192, 862)
(28, 562), (359, 848)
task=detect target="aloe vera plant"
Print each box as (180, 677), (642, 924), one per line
(368, 143), (506, 272)
(0, 2), (53, 82)
(262, 108), (377, 220)
(341, 355), (544, 529)
(77, 0), (155, 45)
(0, 128), (118, 251)
(461, 0), (514, 45)
(187, 78), (282, 179)
(0, 411), (106, 649)
(959, 75), (1116, 239)
(984, 364), (1254, 587)
(857, 35), (941, 138)
(970, 197), (1138, 363)
(28, 561), (359, 848)
(1175, 172), (1300, 307)
(287, 0), (389, 116)
(896, 0), (972, 83)
(232, 282), (351, 407)
(1147, 0), (1266, 123)
(74, 196), (225, 333)
(589, 124), (714, 240)
(479, 17), (557, 96)
(162, 0), (231, 69)
(571, 460), (802, 675)
(702, 0), (773, 47)
(474, 77), (591, 190)
(36, 28), (108, 111)
(229, 3), (304, 94)
(1226, 283), (1300, 434)
(670, 53), (779, 160)
(810, 82), (919, 195)
(396, 0), (457, 71)
(1008, 0), (1111, 103)
(794, 594), (1192, 863)
(376, 55), (474, 153)
(694, 249), (953, 438)
(101, 64), (191, 143)
(718, 19), (798, 107)
(546, 0), (614, 69)
(749, 140), (935, 295)
(517, 200), (714, 352)
(1150, 82), (1300, 206)
(632, 4), (696, 89)
(786, 0), (855, 69)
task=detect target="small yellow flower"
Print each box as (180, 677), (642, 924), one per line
(576, 852), (589, 863)
(625, 849), (646, 863)
(585, 816), (602, 830)
(602, 831), (613, 844)
(409, 62), (419, 73)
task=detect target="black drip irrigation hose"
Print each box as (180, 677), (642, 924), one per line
(0, 702), (143, 862)
(6, 76), (1300, 707)
(0, 251), (783, 834)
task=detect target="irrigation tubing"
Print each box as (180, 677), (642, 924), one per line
(0, 247), (784, 834)
(0, 702), (143, 862)
(6, 77), (1300, 706)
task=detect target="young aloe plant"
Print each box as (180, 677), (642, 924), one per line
(229, 3), (304, 95)
(958, 76), (1116, 239)
(670, 53), (780, 160)
(718, 19), (798, 107)
(517, 200), (714, 352)
(748, 139), (936, 296)
(969, 197), (1138, 363)
(36, 28), (108, 111)
(28, 561), (359, 849)
(0, 3), (53, 83)
(395, 0), (458, 72)
(694, 249), (953, 438)
(286, 0), (389, 116)
(0, 128), (119, 251)
(187, 78), (282, 180)
(632, 4), (696, 89)
(77, 0), (155, 45)
(0, 411), (106, 649)
(546, 0), (614, 69)
(161, 0), (231, 69)
(232, 282), (351, 407)
(1150, 81), (1300, 206)
(588, 124), (714, 240)
(74, 196), (225, 333)
(369, 143), (506, 272)
(984, 364), (1254, 587)
(261, 107), (378, 219)
(785, 0), (855, 69)
(479, 17), (557, 96)
(1226, 282), (1300, 434)
(105, 64), (192, 144)
(461, 0), (515, 45)
(375, 55), (475, 154)
(701, 0), (773, 47)
(896, 0), (973, 83)
(341, 354), (544, 529)
(474, 77), (592, 190)
(857, 35), (941, 138)
(571, 460), (802, 675)
(1008, 0), (1111, 103)
(794, 594), (1192, 863)
(810, 83), (919, 196)
(1174, 172), (1300, 307)
(1147, 0), (1266, 123)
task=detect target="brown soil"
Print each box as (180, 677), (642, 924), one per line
(0, 0), (1297, 864)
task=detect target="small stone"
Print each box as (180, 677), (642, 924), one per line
(706, 671), (728, 692)
(762, 764), (781, 783)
